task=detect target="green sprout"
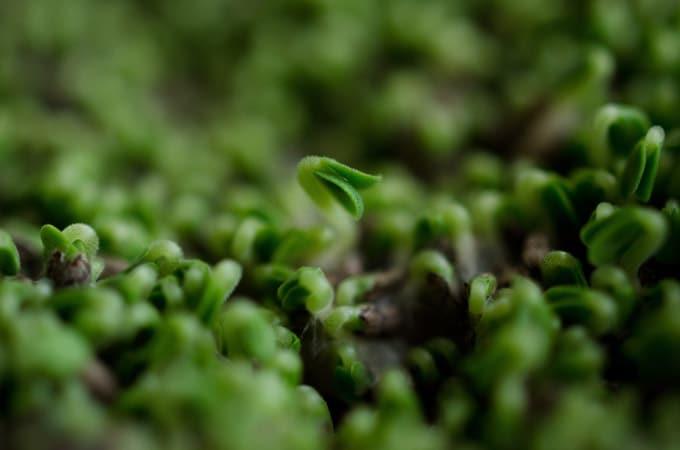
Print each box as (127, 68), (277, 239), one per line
(540, 251), (587, 288)
(468, 273), (497, 318)
(216, 300), (277, 363)
(580, 203), (668, 274)
(409, 249), (457, 291)
(545, 286), (618, 335)
(619, 126), (664, 202)
(297, 156), (381, 221)
(40, 224), (103, 287)
(277, 266), (334, 315)
(0, 230), (20, 276)
(591, 104), (650, 166)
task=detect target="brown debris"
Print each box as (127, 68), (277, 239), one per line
(81, 359), (118, 403)
(45, 251), (91, 288)
(359, 303), (402, 337)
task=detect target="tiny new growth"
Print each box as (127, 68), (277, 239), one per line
(297, 156), (381, 220)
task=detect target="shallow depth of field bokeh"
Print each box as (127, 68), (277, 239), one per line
(2, 1), (680, 450)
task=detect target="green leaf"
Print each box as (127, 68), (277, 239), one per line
(580, 204), (667, 273)
(590, 266), (636, 324)
(196, 260), (242, 324)
(231, 217), (280, 263)
(591, 104), (650, 165)
(315, 171), (365, 220)
(620, 126), (664, 202)
(215, 301), (276, 363)
(298, 156), (381, 220)
(540, 251), (587, 288)
(619, 140), (646, 198)
(40, 224), (70, 256)
(545, 286), (618, 335)
(62, 223), (100, 260)
(277, 266), (334, 315)
(635, 126), (664, 202)
(323, 158), (382, 189)
(323, 306), (363, 337)
(570, 169), (617, 223)
(541, 177), (578, 228)
(409, 250), (456, 290)
(138, 240), (184, 276)
(0, 230), (20, 276)
(468, 273), (497, 317)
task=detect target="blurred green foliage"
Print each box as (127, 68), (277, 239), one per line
(2, 1), (680, 449)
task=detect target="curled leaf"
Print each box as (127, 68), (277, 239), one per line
(591, 104), (650, 166)
(619, 126), (664, 202)
(277, 266), (334, 314)
(297, 156), (381, 220)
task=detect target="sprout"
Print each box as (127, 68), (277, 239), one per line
(336, 274), (376, 306)
(619, 126), (664, 202)
(231, 217), (279, 264)
(194, 259), (242, 324)
(216, 301), (277, 363)
(540, 250), (587, 288)
(46, 223), (99, 259)
(40, 224), (103, 286)
(297, 385), (333, 431)
(0, 230), (20, 276)
(570, 169), (618, 222)
(333, 343), (372, 402)
(541, 176), (579, 229)
(297, 156), (381, 220)
(407, 347), (439, 385)
(550, 327), (604, 380)
(414, 202), (477, 279)
(253, 263), (295, 297)
(409, 250), (456, 291)
(270, 349), (303, 386)
(590, 266), (636, 324)
(277, 266), (334, 315)
(100, 263), (158, 303)
(580, 203), (668, 274)
(136, 240), (184, 276)
(591, 104), (650, 166)
(322, 305), (363, 337)
(274, 326), (301, 352)
(468, 273), (497, 318)
(545, 286), (618, 335)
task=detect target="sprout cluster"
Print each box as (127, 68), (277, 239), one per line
(2, 2), (680, 450)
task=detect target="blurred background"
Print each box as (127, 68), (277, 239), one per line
(3, 4), (680, 449)
(1, 0), (680, 249)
